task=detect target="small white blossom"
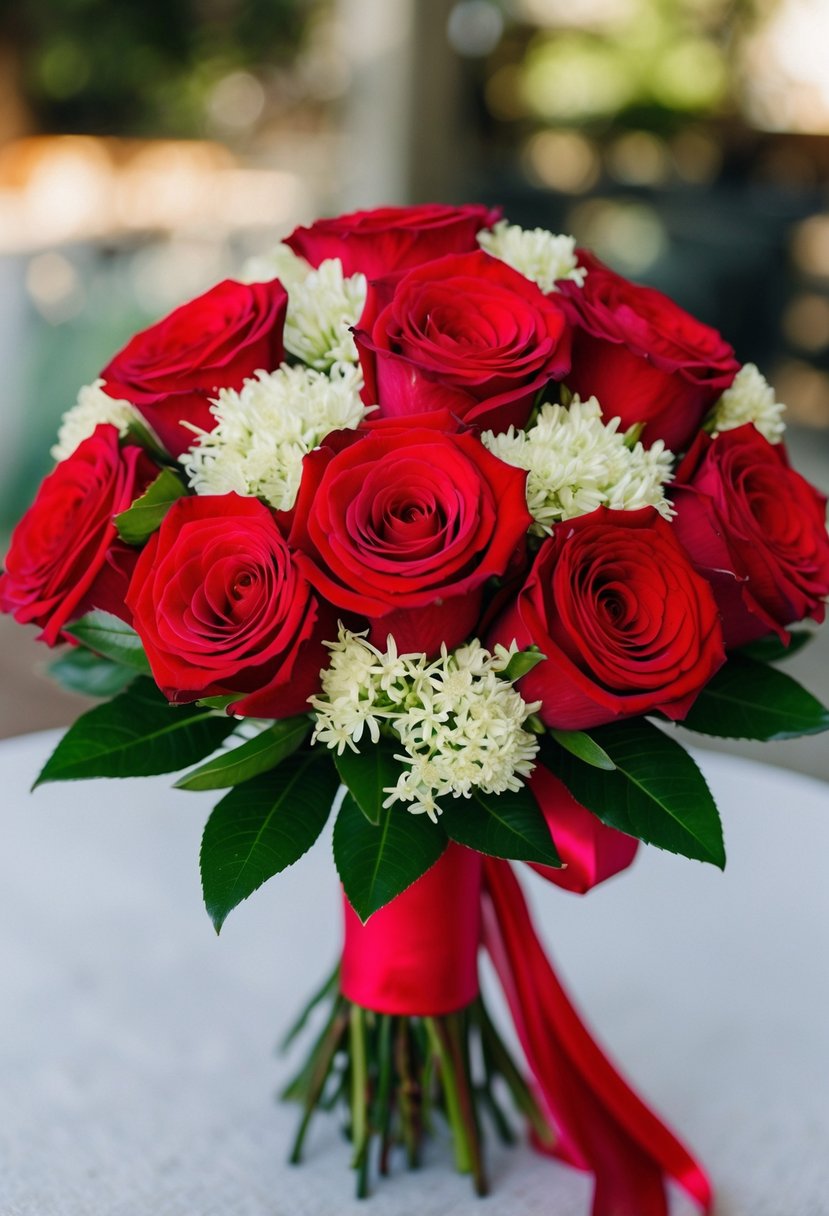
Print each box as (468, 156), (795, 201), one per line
(51, 379), (139, 462)
(310, 629), (541, 822)
(182, 363), (372, 510)
(707, 363), (786, 444)
(482, 397), (674, 535)
(478, 220), (586, 293)
(283, 259), (367, 371)
(241, 242), (366, 371)
(240, 242), (311, 290)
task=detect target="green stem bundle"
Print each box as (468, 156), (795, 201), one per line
(281, 974), (553, 1199)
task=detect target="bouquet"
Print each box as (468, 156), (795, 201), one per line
(3, 202), (829, 1215)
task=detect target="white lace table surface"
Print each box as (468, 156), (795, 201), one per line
(0, 730), (827, 1216)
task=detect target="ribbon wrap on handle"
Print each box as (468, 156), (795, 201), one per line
(340, 847), (711, 1214)
(341, 844), (483, 1015)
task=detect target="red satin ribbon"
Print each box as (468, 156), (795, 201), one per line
(482, 859), (712, 1216)
(341, 845), (483, 1015)
(527, 765), (640, 894)
(341, 840), (712, 1215)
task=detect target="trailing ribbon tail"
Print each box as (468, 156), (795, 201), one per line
(482, 859), (712, 1216)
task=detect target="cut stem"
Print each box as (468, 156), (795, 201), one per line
(288, 1001), (349, 1165)
(349, 1004), (374, 1198)
(373, 1015), (395, 1176)
(475, 998), (555, 1150)
(282, 979), (550, 1196)
(424, 1017), (472, 1176)
(446, 1012), (488, 1196)
(395, 1017), (422, 1169)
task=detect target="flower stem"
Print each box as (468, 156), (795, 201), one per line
(424, 1016), (472, 1176)
(373, 1015), (395, 1176)
(395, 1017), (422, 1169)
(446, 1012), (488, 1196)
(288, 999), (348, 1165)
(474, 998), (555, 1150)
(349, 1005), (370, 1179)
(281, 989), (345, 1102)
(283, 980), (551, 1195)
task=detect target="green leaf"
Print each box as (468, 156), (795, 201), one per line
(124, 417), (172, 463)
(441, 784), (561, 865)
(34, 678), (235, 786)
(200, 752), (339, 932)
(502, 646), (546, 682)
(550, 728), (616, 771)
(114, 467), (188, 544)
(623, 421), (645, 448)
(740, 629), (814, 665)
(681, 654), (829, 741)
(64, 611), (151, 673)
(333, 740), (402, 825)
(48, 648), (136, 698)
(195, 695), (237, 711)
(546, 720), (725, 868)
(175, 717), (311, 790)
(333, 793), (448, 922)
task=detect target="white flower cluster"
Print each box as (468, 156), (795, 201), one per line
(51, 379), (139, 462)
(242, 242), (366, 371)
(182, 363), (371, 510)
(706, 363), (786, 444)
(310, 629), (542, 822)
(478, 220), (586, 293)
(283, 259), (367, 370)
(483, 397), (674, 534)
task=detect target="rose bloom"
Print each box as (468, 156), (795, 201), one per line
(284, 202), (499, 277)
(671, 424), (829, 648)
(557, 252), (739, 453)
(126, 495), (336, 717)
(101, 279), (287, 458)
(0, 425), (156, 645)
(355, 251), (571, 434)
(287, 426), (532, 654)
(489, 506), (725, 729)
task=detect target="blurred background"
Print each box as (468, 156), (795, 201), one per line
(1, 0), (828, 778)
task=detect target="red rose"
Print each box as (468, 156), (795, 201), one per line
(284, 203), (499, 277)
(288, 427), (532, 654)
(125, 494), (335, 717)
(0, 425), (156, 645)
(557, 253), (739, 452)
(355, 251), (571, 433)
(101, 279), (287, 458)
(489, 507), (725, 729)
(671, 425), (829, 648)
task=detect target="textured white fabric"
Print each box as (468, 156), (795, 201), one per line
(0, 730), (827, 1216)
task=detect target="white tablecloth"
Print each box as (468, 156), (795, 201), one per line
(0, 730), (827, 1216)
